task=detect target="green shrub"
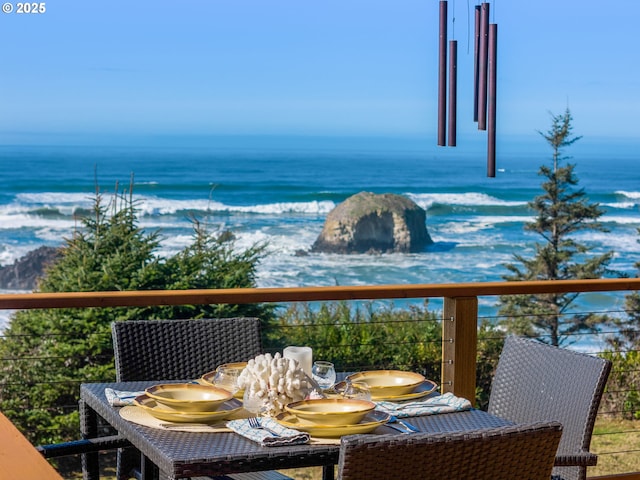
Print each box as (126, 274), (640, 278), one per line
(600, 349), (640, 420)
(475, 320), (506, 410)
(266, 300), (441, 380)
(0, 188), (272, 445)
(265, 301), (505, 408)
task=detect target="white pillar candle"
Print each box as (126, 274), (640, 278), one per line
(283, 346), (313, 377)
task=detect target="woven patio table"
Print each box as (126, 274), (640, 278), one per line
(80, 381), (514, 480)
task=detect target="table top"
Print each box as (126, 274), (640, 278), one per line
(81, 380), (513, 479)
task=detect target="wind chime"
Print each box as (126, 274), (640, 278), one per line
(437, 1), (498, 177)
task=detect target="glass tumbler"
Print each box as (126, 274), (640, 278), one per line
(212, 366), (241, 395)
(341, 381), (372, 401)
(311, 361), (337, 390)
(242, 388), (269, 416)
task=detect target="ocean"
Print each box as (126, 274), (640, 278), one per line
(1, 135), (639, 337)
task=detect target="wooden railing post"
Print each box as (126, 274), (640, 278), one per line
(442, 296), (478, 406)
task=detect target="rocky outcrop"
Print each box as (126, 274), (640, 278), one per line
(311, 192), (433, 254)
(0, 246), (61, 290)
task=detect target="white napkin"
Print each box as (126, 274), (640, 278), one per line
(375, 392), (472, 418)
(226, 417), (310, 447)
(105, 388), (145, 406)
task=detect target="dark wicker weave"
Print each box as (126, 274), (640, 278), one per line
(487, 336), (612, 480)
(112, 318), (265, 382)
(81, 381), (516, 480)
(110, 318), (290, 480)
(337, 421), (563, 480)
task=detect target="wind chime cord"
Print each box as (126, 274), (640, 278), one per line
(466, 0), (471, 54)
(452, 0), (456, 39)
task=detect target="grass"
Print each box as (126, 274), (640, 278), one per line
(55, 452), (116, 479)
(278, 467), (325, 479)
(588, 418), (640, 477)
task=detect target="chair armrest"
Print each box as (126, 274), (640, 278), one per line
(554, 451), (598, 467)
(37, 435), (132, 458)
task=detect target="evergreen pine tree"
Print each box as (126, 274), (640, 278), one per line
(620, 228), (640, 348)
(497, 109), (614, 346)
(0, 186), (272, 444)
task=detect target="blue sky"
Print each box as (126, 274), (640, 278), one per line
(1, 0), (639, 144)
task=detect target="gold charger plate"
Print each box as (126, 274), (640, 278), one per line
(275, 410), (390, 438)
(119, 406), (232, 432)
(333, 379), (438, 402)
(133, 394), (242, 423)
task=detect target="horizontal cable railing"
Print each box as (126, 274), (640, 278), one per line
(1, 277), (640, 479)
(476, 320), (639, 479)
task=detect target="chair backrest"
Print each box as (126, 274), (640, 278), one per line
(111, 318), (264, 381)
(488, 335), (611, 480)
(337, 421), (563, 480)
(110, 318), (295, 480)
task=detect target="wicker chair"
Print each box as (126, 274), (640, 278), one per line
(487, 335), (612, 480)
(111, 318), (291, 480)
(337, 421), (563, 480)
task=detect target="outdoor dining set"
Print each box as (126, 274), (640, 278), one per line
(70, 317), (611, 480)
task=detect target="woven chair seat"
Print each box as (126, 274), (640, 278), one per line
(337, 421), (563, 480)
(487, 336), (611, 480)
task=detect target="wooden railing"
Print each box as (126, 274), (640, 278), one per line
(1, 277), (640, 480)
(3, 278), (639, 310)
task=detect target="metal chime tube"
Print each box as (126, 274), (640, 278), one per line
(448, 40), (457, 146)
(437, 0), (448, 146)
(487, 23), (498, 177)
(477, 2), (490, 131)
(473, 5), (481, 122)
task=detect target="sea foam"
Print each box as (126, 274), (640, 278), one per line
(408, 192), (526, 209)
(616, 190), (640, 200)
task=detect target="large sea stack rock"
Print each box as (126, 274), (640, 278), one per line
(311, 192), (433, 254)
(0, 246), (61, 290)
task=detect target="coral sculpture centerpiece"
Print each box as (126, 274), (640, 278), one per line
(238, 352), (318, 416)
